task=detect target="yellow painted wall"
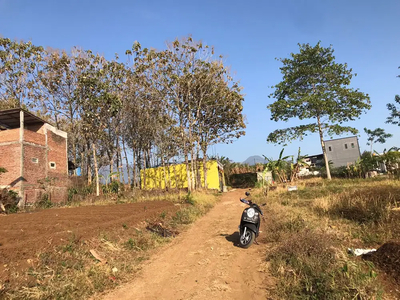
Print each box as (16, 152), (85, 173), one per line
(140, 160), (221, 190)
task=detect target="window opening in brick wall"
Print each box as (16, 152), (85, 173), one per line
(344, 144), (348, 149)
(49, 162), (56, 169)
(351, 143), (355, 148)
(32, 158), (38, 163)
(328, 146), (332, 151)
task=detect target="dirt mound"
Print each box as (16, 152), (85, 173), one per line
(363, 242), (400, 282)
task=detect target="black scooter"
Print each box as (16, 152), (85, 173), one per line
(238, 191), (265, 248)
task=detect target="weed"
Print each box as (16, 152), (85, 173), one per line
(184, 191), (196, 205)
(122, 223), (128, 229)
(172, 207), (203, 225)
(36, 193), (53, 209)
(125, 238), (136, 250)
(160, 210), (167, 219)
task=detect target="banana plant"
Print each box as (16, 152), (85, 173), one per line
(290, 147), (308, 181)
(263, 148), (291, 183)
(374, 147), (400, 175)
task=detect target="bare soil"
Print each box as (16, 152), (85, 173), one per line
(0, 201), (178, 282)
(363, 241), (400, 282)
(99, 189), (273, 300)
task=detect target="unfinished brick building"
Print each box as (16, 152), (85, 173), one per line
(0, 108), (68, 205)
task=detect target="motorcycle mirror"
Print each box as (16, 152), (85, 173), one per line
(245, 192), (250, 196)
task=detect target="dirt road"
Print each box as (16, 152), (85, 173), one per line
(101, 189), (271, 300)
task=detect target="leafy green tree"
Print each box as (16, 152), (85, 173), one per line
(386, 68), (400, 126)
(267, 42), (371, 179)
(364, 127), (392, 154)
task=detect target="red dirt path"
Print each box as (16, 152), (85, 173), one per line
(0, 201), (178, 281)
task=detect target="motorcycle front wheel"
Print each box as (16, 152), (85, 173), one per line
(239, 228), (255, 248)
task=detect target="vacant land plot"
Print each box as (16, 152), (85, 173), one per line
(258, 178), (400, 299)
(0, 201), (178, 283)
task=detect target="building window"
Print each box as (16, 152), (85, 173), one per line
(328, 146), (332, 151)
(49, 162), (56, 169)
(32, 158), (38, 163)
(351, 143), (355, 149)
(344, 144), (348, 149)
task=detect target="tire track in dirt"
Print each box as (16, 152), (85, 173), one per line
(100, 189), (272, 300)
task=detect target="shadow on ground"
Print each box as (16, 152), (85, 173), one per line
(220, 232), (240, 247)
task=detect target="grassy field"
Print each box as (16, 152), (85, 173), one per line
(3, 190), (220, 300)
(254, 177), (400, 299)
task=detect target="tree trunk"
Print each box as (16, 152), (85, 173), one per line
(116, 143), (120, 183)
(161, 155), (168, 191)
(190, 147), (196, 190)
(87, 144), (92, 185)
(123, 139), (131, 187)
(202, 145), (208, 189)
(81, 151), (85, 176)
(72, 142), (77, 176)
(117, 139), (123, 183)
(137, 150), (142, 189)
(317, 115), (331, 180)
(184, 150), (192, 191)
(195, 143), (202, 189)
(167, 161), (172, 190)
(92, 143), (100, 196)
(173, 162), (178, 190)
(143, 150), (147, 190)
(132, 148), (137, 189)
(108, 150), (113, 185)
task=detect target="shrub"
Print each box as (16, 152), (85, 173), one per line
(172, 207), (203, 225)
(0, 188), (19, 213)
(36, 193), (53, 209)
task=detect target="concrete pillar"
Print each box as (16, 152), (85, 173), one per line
(19, 109), (25, 206)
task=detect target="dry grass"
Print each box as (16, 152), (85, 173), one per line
(256, 177), (400, 299)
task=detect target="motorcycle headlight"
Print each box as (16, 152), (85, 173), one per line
(247, 208), (255, 218)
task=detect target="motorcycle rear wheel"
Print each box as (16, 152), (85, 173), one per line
(239, 229), (255, 248)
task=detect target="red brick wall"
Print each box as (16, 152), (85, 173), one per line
(0, 143), (21, 187)
(24, 130), (45, 146)
(23, 144), (46, 189)
(0, 129), (19, 143)
(47, 130), (67, 181)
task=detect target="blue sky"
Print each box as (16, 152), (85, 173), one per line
(1, 0), (399, 162)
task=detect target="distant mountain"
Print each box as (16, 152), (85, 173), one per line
(242, 155), (267, 165)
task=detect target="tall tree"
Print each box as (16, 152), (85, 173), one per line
(75, 56), (123, 196)
(35, 48), (93, 172)
(0, 38), (45, 108)
(364, 127), (392, 154)
(386, 67), (400, 126)
(267, 42), (371, 179)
